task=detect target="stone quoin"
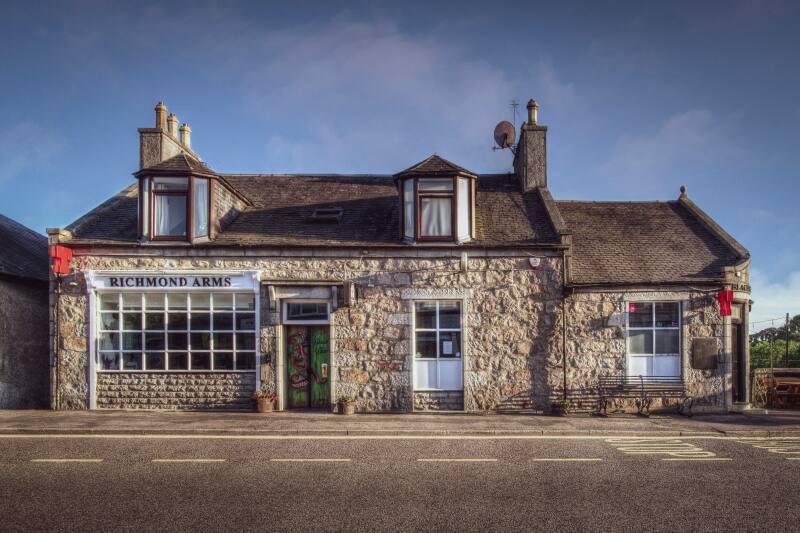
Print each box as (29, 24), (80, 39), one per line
(46, 101), (752, 414)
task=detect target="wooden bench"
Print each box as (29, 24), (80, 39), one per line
(597, 375), (692, 416)
(772, 373), (800, 408)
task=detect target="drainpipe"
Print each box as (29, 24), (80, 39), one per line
(562, 250), (568, 402)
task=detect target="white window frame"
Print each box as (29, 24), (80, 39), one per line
(282, 300), (331, 325)
(625, 301), (682, 380)
(95, 291), (258, 373)
(412, 299), (463, 391)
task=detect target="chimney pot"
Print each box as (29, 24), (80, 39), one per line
(155, 101), (167, 129)
(527, 99), (539, 125)
(179, 123), (191, 150)
(167, 113), (179, 138)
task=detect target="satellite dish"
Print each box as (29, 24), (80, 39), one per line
(493, 120), (516, 149)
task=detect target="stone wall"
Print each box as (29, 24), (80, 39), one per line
(96, 372), (255, 410)
(564, 289), (727, 412)
(213, 181), (246, 234)
(414, 391), (464, 411)
(0, 277), (49, 408)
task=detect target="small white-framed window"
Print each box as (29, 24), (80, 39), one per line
(626, 301), (681, 379)
(283, 300), (331, 324)
(413, 300), (463, 391)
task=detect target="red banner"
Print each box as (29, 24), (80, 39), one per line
(717, 290), (734, 317)
(49, 245), (73, 275)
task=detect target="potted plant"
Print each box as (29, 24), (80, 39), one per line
(252, 391), (278, 413)
(550, 399), (570, 416)
(337, 395), (356, 415)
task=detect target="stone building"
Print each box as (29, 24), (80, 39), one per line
(47, 101), (752, 413)
(0, 214), (50, 408)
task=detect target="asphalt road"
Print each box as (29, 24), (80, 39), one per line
(1, 435), (799, 532)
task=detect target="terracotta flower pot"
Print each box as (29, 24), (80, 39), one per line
(550, 403), (568, 417)
(340, 401), (355, 415)
(256, 399), (275, 413)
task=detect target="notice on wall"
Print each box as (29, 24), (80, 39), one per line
(442, 341), (453, 355)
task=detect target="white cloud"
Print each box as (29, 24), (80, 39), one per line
(749, 269), (800, 327)
(0, 122), (64, 187)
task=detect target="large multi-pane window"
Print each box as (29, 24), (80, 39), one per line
(413, 300), (463, 390)
(627, 302), (681, 378)
(97, 292), (257, 372)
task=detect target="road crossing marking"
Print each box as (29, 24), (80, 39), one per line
(152, 459), (226, 463)
(529, 458), (602, 462)
(30, 458), (103, 463)
(417, 458), (497, 462)
(605, 438), (725, 459)
(270, 458), (351, 462)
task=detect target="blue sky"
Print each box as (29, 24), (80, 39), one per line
(0, 0), (797, 326)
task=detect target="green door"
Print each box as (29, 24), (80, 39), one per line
(286, 326), (330, 409)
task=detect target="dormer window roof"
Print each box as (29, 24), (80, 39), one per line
(394, 155), (477, 244)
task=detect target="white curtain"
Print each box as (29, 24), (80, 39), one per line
(420, 198), (451, 236)
(154, 195), (186, 236)
(403, 179), (414, 239)
(193, 179), (209, 237)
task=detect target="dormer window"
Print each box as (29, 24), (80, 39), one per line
(138, 175), (210, 242)
(396, 155), (476, 244)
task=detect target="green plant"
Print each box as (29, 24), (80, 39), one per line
(337, 395), (354, 403)
(252, 390), (278, 402)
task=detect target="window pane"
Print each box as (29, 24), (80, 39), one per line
(122, 333), (142, 351)
(100, 312), (119, 331)
(191, 293), (210, 310)
(153, 177), (188, 190)
(168, 333), (188, 350)
(122, 353), (142, 370)
(457, 177), (470, 240)
(168, 352), (188, 370)
(439, 331), (461, 358)
(145, 352), (165, 370)
(285, 302), (327, 321)
(213, 293), (233, 310)
(190, 332), (211, 350)
(418, 179), (453, 191)
(190, 313), (211, 330)
(99, 352), (119, 370)
(214, 333), (233, 350)
(145, 313), (165, 330)
(167, 313), (188, 330)
(415, 302), (437, 329)
(628, 355), (652, 377)
(628, 330), (653, 354)
(99, 294), (119, 311)
(628, 303), (653, 327)
(191, 352), (211, 370)
(99, 333), (119, 351)
(122, 312), (141, 330)
(193, 178), (209, 238)
(654, 355), (681, 377)
(154, 194), (187, 237)
(168, 293), (188, 310)
(122, 293), (142, 311)
(415, 331), (437, 358)
(420, 197), (452, 237)
(144, 332), (165, 351)
(439, 301), (461, 329)
(655, 330), (680, 354)
(236, 352), (256, 370)
(235, 313), (256, 331)
(403, 179), (414, 238)
(655, 302), (680, 328)
(236, 333), (255, 351)
(235, 293), (255, 311)
(414, 360), (437, 389)
(438, 360), (462, 390)
(214, 352), (234, 370)
(144, 293), (165, 310)
(215, 313), (234, 330)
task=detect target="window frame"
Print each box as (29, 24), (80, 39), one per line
(96, 291), (257, 373)
(282, 300), (331, 325)
(414, 177), (457, 242)
(412, 299), (464, 391)
(140, 176), (212, 242)
(625, 301), (682, 380)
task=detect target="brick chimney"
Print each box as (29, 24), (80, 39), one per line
(138, 102), (199, 169)
(513, 99), (547, 191)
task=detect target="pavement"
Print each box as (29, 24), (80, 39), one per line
(1, 408), (800, 436)
(2, 433), (799, 531)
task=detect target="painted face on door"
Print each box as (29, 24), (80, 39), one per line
(288, 331), (310, 390)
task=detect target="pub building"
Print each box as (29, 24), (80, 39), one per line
(47, 101), (752, 413)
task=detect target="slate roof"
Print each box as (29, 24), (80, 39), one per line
(134, 153), (218, 178)
(0, 214), (49, 281)
(395, 155), (478, 178)
(557, 200), (745, 286)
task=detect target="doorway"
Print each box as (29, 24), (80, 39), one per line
(732, 321), (746, 403)
(285, 325), (330, 409)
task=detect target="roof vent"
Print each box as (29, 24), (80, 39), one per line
(309, 207), (343, 224)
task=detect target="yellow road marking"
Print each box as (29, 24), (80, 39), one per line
(662, 458), (733, 462)
(151, 459), (226, 463)
(1, 434), (798, 441)
(30, 459), (103, 463)
(417, 458), (497, 462)
(530, 458), (602, 462)
(270, 458), (351, 462)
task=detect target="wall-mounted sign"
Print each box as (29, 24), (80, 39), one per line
(86, 271), (259, 291)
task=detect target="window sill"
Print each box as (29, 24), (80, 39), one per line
(97, 369), (257, 373)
